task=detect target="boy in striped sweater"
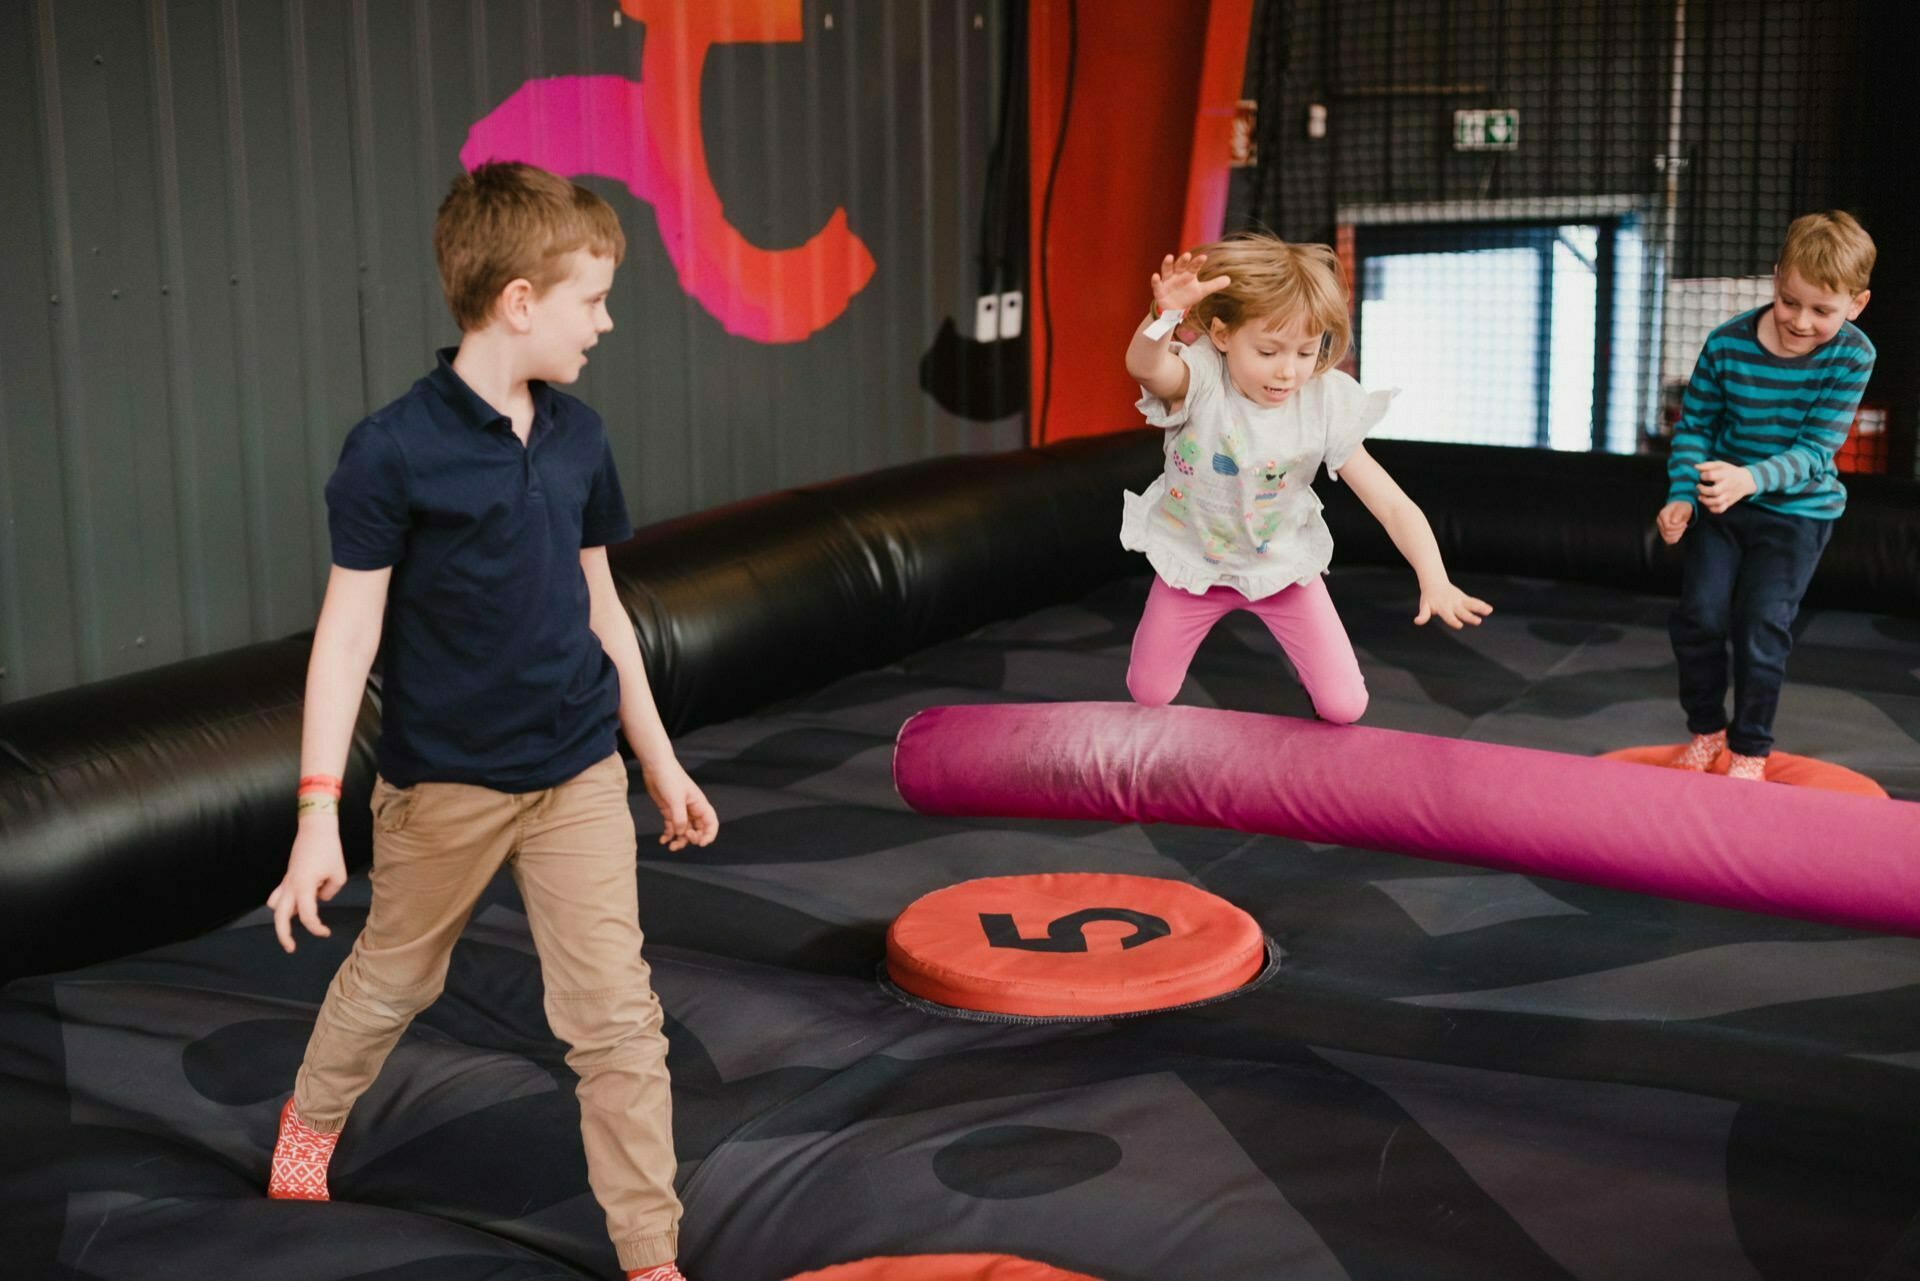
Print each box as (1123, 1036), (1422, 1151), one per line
(1658, 211), (1876, 780)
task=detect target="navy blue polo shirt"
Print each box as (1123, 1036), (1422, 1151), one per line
(325, 349), (634, 791)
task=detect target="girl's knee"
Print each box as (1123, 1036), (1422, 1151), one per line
(1126, 665), (1180, 708)
(1313, 683), (1368, 726)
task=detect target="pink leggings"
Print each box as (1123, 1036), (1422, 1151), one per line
(1126, 575), (1369, 723)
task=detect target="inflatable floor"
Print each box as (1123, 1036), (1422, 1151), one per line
(5, 567), (1919, 1279)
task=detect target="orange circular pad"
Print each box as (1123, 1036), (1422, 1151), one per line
(885, 873), (1267, 1018)
(784, 1254), (1105, 1281)
(1601, 745), (1888, 798)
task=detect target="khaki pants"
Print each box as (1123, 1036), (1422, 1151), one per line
(292, 753), (680, 1270)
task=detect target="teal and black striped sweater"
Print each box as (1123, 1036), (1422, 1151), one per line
(1666, 307), (1875, 520)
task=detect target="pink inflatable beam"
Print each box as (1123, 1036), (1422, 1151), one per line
(893, 703), (1920, 937)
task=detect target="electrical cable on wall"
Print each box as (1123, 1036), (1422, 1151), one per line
(1035, 0), (1077, 444)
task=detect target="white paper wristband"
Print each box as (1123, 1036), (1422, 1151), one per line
(1143, 306), (1184, 341)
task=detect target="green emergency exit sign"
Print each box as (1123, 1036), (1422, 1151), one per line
(1453, 108), (1519, 151)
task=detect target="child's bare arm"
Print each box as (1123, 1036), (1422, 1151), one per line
(1127, 312), (1191, 405)
(581, 547), (717, 851)
(267, 565), (390, 952)
(1126, 252), (1230, 406)
(1337, 446), (1493, 629)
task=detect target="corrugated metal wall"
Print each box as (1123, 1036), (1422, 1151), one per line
(0, 0), (1023, 702)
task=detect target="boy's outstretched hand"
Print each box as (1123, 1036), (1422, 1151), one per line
(1656, 500), (1693, 544)
(645, 760), (719, 852)
(1151, 251), (1233, 314)
(1415, 582), (1494, 629)
(267, 828), (349, 953)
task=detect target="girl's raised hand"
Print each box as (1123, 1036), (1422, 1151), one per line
(1151, 252), (1232, 313)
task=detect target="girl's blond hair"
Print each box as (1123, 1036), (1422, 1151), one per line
(1186, 232), (1351, 372)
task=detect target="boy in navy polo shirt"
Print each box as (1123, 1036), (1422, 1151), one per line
(1657, 210), (1876, 782)
(263, 162), (713, 1281)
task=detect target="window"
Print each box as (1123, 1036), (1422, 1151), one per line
(1355, 220), (1649, 454)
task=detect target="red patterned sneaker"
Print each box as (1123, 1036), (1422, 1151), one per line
(1727, 752), (1768, 781)
(268, 1096), (339, 1201)
(1669, 730), (1726, 771)
(627, 1266), (687, 1281)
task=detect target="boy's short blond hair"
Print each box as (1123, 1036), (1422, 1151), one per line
(1777, 210), (1875, 296)
(1186, 232), (1351, 372)
(435, 162), (627, 331)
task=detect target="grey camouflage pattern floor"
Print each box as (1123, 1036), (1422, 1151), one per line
(3, 567), (1917, 1279)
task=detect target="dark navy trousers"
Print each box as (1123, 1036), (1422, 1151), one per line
(1668, 502), (1833, 758)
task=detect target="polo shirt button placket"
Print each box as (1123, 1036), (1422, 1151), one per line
(524, 424), (545, 499)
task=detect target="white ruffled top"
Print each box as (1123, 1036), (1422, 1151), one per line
(1120, 340), (1398, 599)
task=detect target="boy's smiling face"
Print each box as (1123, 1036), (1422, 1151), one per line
(1767, 267), (1868, 357)
(526, 249), (617, 383)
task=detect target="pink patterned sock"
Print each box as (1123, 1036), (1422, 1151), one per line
(1669, 729), (1726, 771)
(626, 1266), (686, 1281)
(1727, 752), (1768, 781)
(267, 1096), (339, 1201)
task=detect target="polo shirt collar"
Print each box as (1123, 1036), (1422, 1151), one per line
(428, 347), (557, 431)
